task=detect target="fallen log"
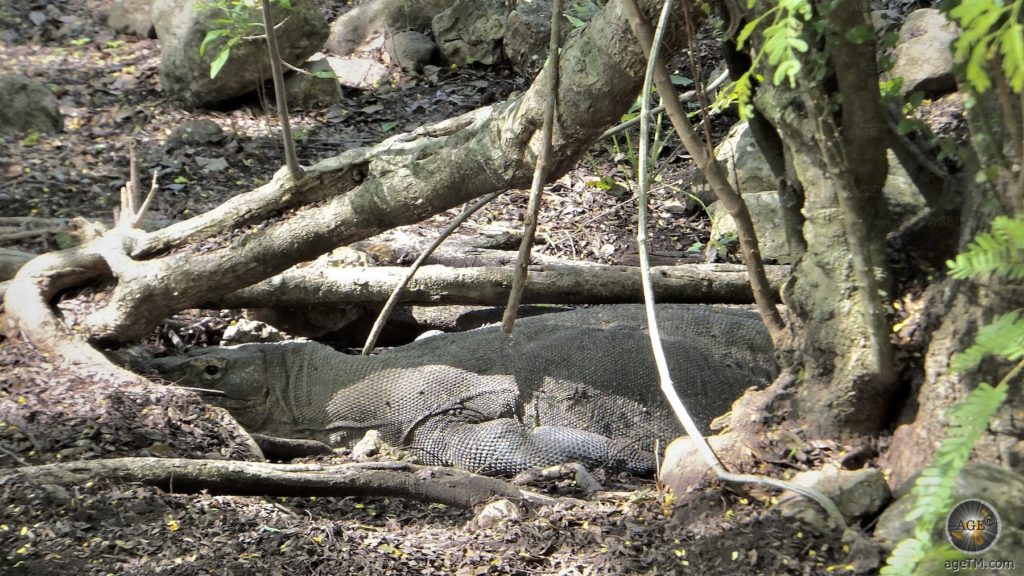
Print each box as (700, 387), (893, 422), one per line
(213, 263), (790, 308)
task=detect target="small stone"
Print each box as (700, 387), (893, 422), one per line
(352, 430), (382, 460)
(167, 119), (225, 147)
(222, 319), (283, 344)
(471, 499), (520, 530)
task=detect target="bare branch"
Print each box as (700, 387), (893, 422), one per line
(502, 0), (562, 334)
(363, 191), (501, 354)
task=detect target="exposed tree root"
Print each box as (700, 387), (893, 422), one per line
(4, 457), (559, 509)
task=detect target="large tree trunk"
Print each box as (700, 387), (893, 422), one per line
(739, 0), (898, 435)
(4, 0), (700, 351)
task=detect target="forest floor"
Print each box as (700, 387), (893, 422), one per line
(1, 1), (880, 574)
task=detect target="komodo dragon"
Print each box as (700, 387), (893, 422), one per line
(147, 305), (777, 475)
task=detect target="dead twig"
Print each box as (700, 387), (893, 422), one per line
(362, 191), (501, 354)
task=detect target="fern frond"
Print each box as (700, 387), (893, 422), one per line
(950, 311), (1024, 372)
(947, 215), (1024, 280)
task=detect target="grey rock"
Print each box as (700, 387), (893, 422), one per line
(167, 118), (225, 147)
(692, 121), (776, 205)
(351, 430), (382, 460)
(705, 123), (927, 263)
(391, 31), (437, 72)
(890, 8), (959, 96)
(322, 55), (390, 90)
(0, 74), (62, 135)
(778, 464), (891, 528)
(107, 0), (156, 38)
(326, 0), (457, 57)
(660, 433), (756, 494)
(709, 191), (789, 263)
(505, 0), (563, 78)
(285, 58), (343, 109)
(432, 0), (506, 66)
(875, 464), (1023, 574)
(152, 0), (327, 107)
(472, 499), (520, 529)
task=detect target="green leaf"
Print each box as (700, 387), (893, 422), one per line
(670, 74), (693, 87)
(999, 23), (1024, 91)
(965, 40), (994, 92)
(951, 311), (1024, 372)
(737, 13), (767, 48)
(380, 120), (399, 132)
(947, 0), (998, 30)
(845, 24), (872, 44)
(200, 29), (228, 57)
(311, 70), (338, 80)
(210, 46), (231, 79)
(564, 14), (585, 28)
(70, 37), (91, 46)
(20, 131), (40, 146)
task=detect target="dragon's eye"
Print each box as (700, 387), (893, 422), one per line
(204, 363), (220, 376)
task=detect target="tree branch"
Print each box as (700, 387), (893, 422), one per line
(3, 457), (558, 509)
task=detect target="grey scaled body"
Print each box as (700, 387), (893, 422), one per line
(148, 305), (777, 475)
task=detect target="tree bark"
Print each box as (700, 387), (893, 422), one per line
(743, 0), (897, 435)
(213, 263), (790, 308)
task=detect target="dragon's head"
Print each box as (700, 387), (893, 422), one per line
(145, 344), (274, 431)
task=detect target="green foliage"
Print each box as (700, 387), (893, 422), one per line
(715, 0), (812, 119)
(882, 215), (1024, 575)
(947, 215), (1024, 281)
(947, 0), (1024, 92)
(199, 0), (291, 79)
(952, 311), (1024, 372)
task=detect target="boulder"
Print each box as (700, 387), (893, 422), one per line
(692, 121), (776, 205)
(152, 0), (327, 107)
(890, 9), (959, 96)
(703, 123), (928, 263)
(326, 0), (457, 56)
(875, 464), (1023, 574)
(390, 31), (438, 72)
(432, 0), (506, 66)
(708, 191), (789, 262)
(285, 57), (343, 109)
(107, 0), (156, 38)
(0, 74), (62, 135)
(505, 0), (564, 78)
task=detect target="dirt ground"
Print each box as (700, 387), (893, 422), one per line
(1, 1), (879, 574)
